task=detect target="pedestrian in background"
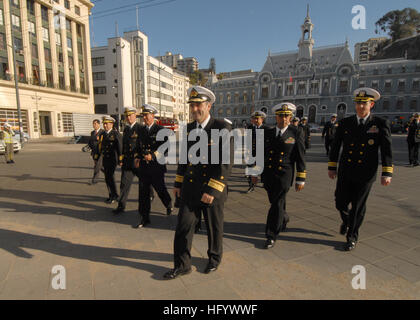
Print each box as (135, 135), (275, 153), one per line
(407, 113), (419, 167)
(2, 123), (15, 164)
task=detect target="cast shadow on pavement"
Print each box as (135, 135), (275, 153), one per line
(0, 228), (207, 280)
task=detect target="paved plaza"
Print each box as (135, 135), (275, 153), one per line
(0, 134), (419, 299)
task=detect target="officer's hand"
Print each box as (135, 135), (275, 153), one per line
(251, 176), (259, 185)
(328, 170), (337, 180)
(134, 159), (140, 168)
(173, 188), (181, 198)
(201, 193), (214, 204)
(381, 177), (392, 186)
(144, 154), (152, 162)
(295, 183), (304, 192)
(119, 162), (123, 167)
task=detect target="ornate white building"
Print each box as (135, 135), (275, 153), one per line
(208, 7), (420, 126)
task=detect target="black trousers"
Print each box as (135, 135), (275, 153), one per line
(104, 163), (118, 199)
(138, 170), (171, 221)
(335, 175), (374, 242)
(264, 183), (290, 240)
(324, 139), (332, 155)
(408, 141), (419, 164)
(118, 168), (140, 209)
(92, 155), (103, 182)
(174, 201), (224, 270)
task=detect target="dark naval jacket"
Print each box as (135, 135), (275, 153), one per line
(88, 128), (104, 158)
(121, 122), (141, 170)
(136, 122), (168, 174)
(261, 125), (306, 187)
(328, 114), (393, 182)
(246, 123), (270, 158)
(95, 129), (122, 165)
(174, 117), (234, 210)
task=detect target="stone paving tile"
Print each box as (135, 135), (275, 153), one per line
(184, 279), (242, 300)
(373, 256), (420, 283)
(348, 242), (390, 264)
(381, 231), (420, 249)
(395, 248), (420, 266)
(363, 236), (411, 255)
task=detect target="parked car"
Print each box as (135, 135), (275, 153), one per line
(13, 130), (30, 142)
(0, 139), (22, 154)
(390, 121), (404, 133)
(309, 123), (322, 133)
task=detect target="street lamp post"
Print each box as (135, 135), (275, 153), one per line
(114, 41), (125, 131)
(8, 0), (24, 144)
(31, 92), (41, 136)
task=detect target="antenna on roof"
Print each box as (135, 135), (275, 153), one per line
(136, 5), (140, 30)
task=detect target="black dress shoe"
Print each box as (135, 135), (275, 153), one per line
(204, 263), (218, 274)
(344, 240), (357, 251)
(339, 223), (348, 235)
(194, 224), (201, 234)
(132, 219), (150, 228)
(414, 163), (419, 167)
(113, 206), (125, 214)
(264, 239), (275, 249)
(166, 207), (173, 216)
(163, 267), (192, 280)
(10, 160), (15, 163)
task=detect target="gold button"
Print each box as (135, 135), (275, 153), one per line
(190, 171), (193, 174)
(269, 158), (272, 160)
(281, 152), (284, 155)
(270, 151), (273, 154)
(279, 159), (283, 162)
(358, 160), (362, 163)
(278, 166), (282, 170)
(221, 176), (224, 180)
(361, 144), (365, 147)
(350, 144), (354, 147)
(203, 174), (206, 177)
(203, 165), (207, 168)
(349, 151), (353, 154)
(269, 165), (272, 168)
(189, 179), (193, 182)
(360, 152), (363, 155)
(348, 159), (351, 162)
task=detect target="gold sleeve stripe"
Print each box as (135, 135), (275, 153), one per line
(328, 162), (337, 167)
(119, 155), (124, 161)
(382, 166), (394, 173)
(208, 178), (226, 192)
(296, 172), (307, 178)
(175, 175), (184, 183)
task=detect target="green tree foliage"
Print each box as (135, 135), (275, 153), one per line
(375, 8), (420, 42)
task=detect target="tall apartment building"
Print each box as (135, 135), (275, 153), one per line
(156, 51), (183, 69)
(176, 56), (198, 74)
(172, 69), (189, 123)
(92, 30), (190, 122)
(354, 37), (388, 63)
(0, 0), (94, 138)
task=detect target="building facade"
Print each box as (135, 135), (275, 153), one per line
(354, 37), (387, 63)
(172, 69), (189, 123)
(208, 9), (420, 126)
(0, 0), (94, 138)
(92, 30), (191, 123)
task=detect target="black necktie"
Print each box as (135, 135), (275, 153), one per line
(359, 118), (364, 127)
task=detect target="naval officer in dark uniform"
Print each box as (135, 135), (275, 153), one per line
(95, 116), (122, 204)
(322, 114), (338, 155)
(328, 87), (393, 251)
(88, 119), (104, 185)
(406, 113), (419, 167)
(300, 116), (311, 150)
(252, 103), (306, 249)
(245, 110), (269, 193)
(132, 104), (173, 228)
(113, 107), (141, 214)
(163, 86), (233, 279)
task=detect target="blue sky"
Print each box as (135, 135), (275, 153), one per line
(89, 0), (420, 73)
